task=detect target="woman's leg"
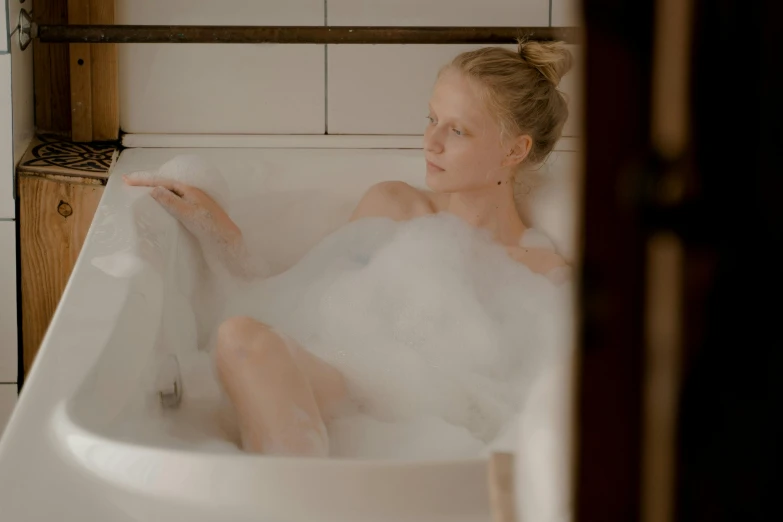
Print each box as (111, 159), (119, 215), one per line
(214, 316), (347, 456)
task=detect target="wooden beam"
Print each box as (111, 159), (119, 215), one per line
(89, 0), (119, 141)
(68, 0), (92, 142)
(34, 0), (72, 135)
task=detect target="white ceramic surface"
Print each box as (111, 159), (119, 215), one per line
(1, 0), (7, 54)
(120, 133), (581, 151)
(1, 52), (13, 218)
(119, 44), (326, 135)
(116, 0), (326, 135)
(328, 44), (582, 137)
(0, 384), (17, 437)
(0, 221), (16, 383)
(11, 0), (34, 167)
(326, 0), (549, 26)
(117, 0), (324, 26)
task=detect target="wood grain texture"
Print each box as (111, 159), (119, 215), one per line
(33, 40), (52, 131)
(68, 0), (93, 141)
(49, 41), (73, 133)
(19, 175), (103, 375)
(90, 0), (119, 141)
(488, 452), (517, 522)
(35, 0), (72, 135)
(69, 43), (93, 141)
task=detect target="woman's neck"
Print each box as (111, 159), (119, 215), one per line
(445, 182), (526, 246)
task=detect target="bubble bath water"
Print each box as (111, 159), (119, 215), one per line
(208, 213), (573, 459)
(123, 157), (573, 460)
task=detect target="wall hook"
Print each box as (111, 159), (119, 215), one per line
(19, 9), (35, 52)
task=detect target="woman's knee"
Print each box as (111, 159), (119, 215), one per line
(215, 316), (287, 370)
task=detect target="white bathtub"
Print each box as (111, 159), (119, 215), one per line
(0, 138), (578, 521)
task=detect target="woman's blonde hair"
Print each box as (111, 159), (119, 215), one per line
(447, 39), (573, 166)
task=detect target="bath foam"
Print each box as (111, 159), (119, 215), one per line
(214, 213), (572, 459)
(131, 155), (572, 458)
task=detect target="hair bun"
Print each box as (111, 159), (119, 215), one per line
(517, 39), (573, 87)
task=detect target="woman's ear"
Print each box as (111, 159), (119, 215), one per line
(502, 135), (533, 168)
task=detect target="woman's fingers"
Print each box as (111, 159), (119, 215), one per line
(122, 172), (159, 186)
(123, 173), (188, 196)
(126, 175), (233, 243)
(150, 186), (193, 218)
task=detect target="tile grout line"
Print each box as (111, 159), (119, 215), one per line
(549, 0), (553, 26)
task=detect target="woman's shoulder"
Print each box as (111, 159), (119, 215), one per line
(506, 228), (571, 284)
(350, 181), (437, 222)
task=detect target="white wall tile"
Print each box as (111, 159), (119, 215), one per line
(117, 0), (324, 26)
(0, 385), (17, 436)
(11, 0), (33, 167)
(328, 45), (582, 137)
(0, 222), (17, 383)
(327, 45), (494, 135)
(328, 0), (549, 26)
(119, 45), (326, 134)
(117, 0), (326, 134)
(1, 53), (13, 218)
(552, 0), (583, 27)
(1, 0), (8, 53)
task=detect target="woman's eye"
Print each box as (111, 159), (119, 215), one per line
(452, 128), (463, 136)
(426, 116), (436, 124)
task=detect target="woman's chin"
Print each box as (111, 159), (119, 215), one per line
(425, 170), (451, 192)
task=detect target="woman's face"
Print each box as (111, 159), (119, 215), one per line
(423, 68), (525, 193)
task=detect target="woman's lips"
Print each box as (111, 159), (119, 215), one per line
(426, 160), (445, 173)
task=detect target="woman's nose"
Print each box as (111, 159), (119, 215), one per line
(423, 127), (444, 154)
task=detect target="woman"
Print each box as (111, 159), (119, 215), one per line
(125, 40), (573, 457)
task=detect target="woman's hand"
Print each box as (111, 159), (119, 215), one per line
(124, 174), (242, 246)
(124, 169), (270, 281)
